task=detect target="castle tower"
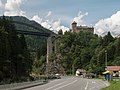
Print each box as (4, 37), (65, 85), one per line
(72, 21), (77, 32)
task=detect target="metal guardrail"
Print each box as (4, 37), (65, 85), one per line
(113, 77), (120, 81)
(0, 79), (47, 90)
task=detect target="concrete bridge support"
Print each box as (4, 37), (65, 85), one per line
(54, 38), (57, 54)
(47, 37), (52, 64)
(46, 36), (57, 75)
(47, 36), (57, 64)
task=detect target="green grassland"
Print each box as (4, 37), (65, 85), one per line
(101, 80), (120, 90)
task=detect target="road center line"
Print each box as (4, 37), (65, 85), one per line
(45, 81), (67, 90)
(85, 81), (89, 90)
(53, 79), (77, 90)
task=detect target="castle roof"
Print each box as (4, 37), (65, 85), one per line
(72, 21), (77, 25)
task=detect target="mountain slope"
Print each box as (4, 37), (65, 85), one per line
(2, 16), (55, 57)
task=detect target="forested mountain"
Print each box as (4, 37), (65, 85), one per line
(0, 16), (54, 56)
(2, 16), (53, 33)
(0, 16), (55, 84)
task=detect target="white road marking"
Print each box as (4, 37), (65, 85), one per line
(90, 87), (95, 90)
(89, 80), (109, 90)
(92, 81), (96, 83)
(45, 81), (67, 90)
(85, 81), (89, 90)
(53, 79), (77, 90)
(101, 81), (109, 86)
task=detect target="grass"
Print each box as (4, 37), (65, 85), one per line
(101, 80), (120, 90)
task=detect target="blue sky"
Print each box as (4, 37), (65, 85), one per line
(21, 0), (120, 25)
(0, 0), (120, 36)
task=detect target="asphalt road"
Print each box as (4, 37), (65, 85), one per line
(23, 76), (109, 90)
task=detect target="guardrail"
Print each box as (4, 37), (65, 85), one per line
(0, 79), (47, 90)
(113, 77), (120, 81)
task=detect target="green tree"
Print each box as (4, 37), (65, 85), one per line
(102, 32), (114, 46)
(0, 16), (32, 83)
(112, 56), (120, 66)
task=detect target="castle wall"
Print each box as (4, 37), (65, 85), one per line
(71, 22), (94, 33)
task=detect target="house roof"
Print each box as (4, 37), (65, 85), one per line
(106, 66), (120, 71)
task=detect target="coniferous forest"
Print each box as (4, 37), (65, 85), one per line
(0, 16), (32, 84)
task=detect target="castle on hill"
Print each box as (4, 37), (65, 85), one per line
(70, 21), (94, 33)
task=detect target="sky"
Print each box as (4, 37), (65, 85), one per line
(0, 0), (120, 36)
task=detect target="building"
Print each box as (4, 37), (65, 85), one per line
(75, 69), (86, 77)
(106, 66), (120, 77)
(70, 21), (94, 33)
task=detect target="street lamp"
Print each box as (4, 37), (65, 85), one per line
(105, 50), (107, 67)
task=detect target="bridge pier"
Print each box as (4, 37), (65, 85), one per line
(47, 36), (57, 64)
(54, 38), (57, 54)
(47, 37), (52, 64)
(46, 36), (57, 75)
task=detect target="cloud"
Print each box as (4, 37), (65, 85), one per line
(32, 12), (69, 34)
(32, 15), (42, 24)
(32, 11), (90, 34)
(0, 0), (7, 4)
(73, 11), (88, 26)
(0, 0), (4, 9)
(0, 0), (26, 16)
(4, 10), (25, 16)
(95, 11), (120, 37)
(46, 11), (52, 17)
(5, 0), (22, 11)
(51, 20), (69, 33)
(41, 21), (51, 30)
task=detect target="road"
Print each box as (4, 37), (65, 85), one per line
(23, 76), (109, 90)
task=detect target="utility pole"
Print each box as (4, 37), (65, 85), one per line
(72, 64), (75, 75)
(105, 50), (107, 67)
